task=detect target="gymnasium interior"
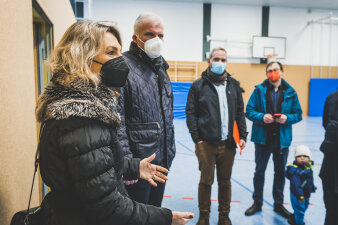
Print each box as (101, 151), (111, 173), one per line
(1, 0), (338, 224)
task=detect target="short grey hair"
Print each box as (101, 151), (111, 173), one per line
(134, 13), (163, 35)
(209, 47), (227, 59)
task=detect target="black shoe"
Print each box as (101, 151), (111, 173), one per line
(287, 214), (305, 225)
(274, 203), (292, 218)
(245, 203), (262, 216)
(288, 214), (296, 225)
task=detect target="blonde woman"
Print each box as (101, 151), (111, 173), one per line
(36, 21), (193, 225)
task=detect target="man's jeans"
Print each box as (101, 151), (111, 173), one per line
(253, 142), (289, 205)
(126, 177), (166, 207)
(290, 193), (309, 225)
(195, 141), (236, 214)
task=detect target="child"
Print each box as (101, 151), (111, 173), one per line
(286, 145), (316, 225)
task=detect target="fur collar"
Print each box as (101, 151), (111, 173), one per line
(35, 73), (121, 128)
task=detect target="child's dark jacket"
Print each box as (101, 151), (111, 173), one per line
(286, 161), (317, 200)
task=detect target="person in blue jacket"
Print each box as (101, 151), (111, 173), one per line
(245, 61), (302, 218)
(286, 145), (316, 225)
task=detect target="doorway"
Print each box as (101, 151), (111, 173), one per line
(32, 0), (53, 200)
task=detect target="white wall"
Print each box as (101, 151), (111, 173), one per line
(210, 4), (262, 63)
(210, 5), (338, 66)
(91, 0), (203, 61)
(270, 7), (338, 66)
(91, 0), (338, 66)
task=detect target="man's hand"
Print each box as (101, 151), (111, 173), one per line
(275, 114), (287, 124)
(139, 153), (168, 187)
(263, 114), (274, 124)
(240, 139), (246, 149)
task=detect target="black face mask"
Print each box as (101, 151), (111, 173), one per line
(94, 56), (129, 87)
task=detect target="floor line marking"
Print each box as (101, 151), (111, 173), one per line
(165, 196), (241, 203)
(176, 151), (195, 157)
(176, 140), (195, 154)
(231, 177), (273, 207)
(176, 139), (274, 208)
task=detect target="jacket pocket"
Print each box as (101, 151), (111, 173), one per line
(251, 124), (266, 144)
(128, 122), (161, 158)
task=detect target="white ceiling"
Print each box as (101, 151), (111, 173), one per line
(147, 0), (338, 10)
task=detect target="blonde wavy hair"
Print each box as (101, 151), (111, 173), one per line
(48, 20), (121, 86)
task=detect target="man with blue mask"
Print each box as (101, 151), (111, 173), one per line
(186, 47), (247, 225)
(117, 13), (176, 208)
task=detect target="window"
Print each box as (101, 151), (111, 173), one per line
(70, 0), (89, 20)
(76, 1), (84, 18)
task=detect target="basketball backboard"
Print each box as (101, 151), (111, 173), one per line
(252, 36), (286, 59)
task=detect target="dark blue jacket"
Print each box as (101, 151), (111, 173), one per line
(286, 161), (316, 200)
(118, 42), (175, 169)
(246, 79), (302, 149)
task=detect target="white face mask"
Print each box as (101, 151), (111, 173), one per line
(137, 35), (163, 59)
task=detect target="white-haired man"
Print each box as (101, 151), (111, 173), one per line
(117, 13), (175, 207)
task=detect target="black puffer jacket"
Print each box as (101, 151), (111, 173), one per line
(118, 42), (175, 168)
(35, 74), (172, 225)
(186, 69), (247, 146)
(320, 91), (338, 194)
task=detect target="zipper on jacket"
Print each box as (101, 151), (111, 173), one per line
(206, 80), (222, 142)
(156, 122), (160, 129)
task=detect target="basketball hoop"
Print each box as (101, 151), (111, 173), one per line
(266, 53), (279, 59)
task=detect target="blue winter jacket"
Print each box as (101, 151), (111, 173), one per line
(246, 79), (302, 149)
(286, 161), (316, 200)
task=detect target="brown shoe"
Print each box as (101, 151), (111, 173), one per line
(196, 212), (209, 225)
(218, 213), (232, 225)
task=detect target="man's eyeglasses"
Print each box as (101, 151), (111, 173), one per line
(266, 68), (280, 73)
(212, 57), (227, 63)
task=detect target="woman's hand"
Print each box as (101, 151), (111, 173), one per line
(139, 153), (168, 187)
(172, 212), (194, 225)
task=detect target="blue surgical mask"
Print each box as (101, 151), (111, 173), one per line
(211, 62), (226, 75)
